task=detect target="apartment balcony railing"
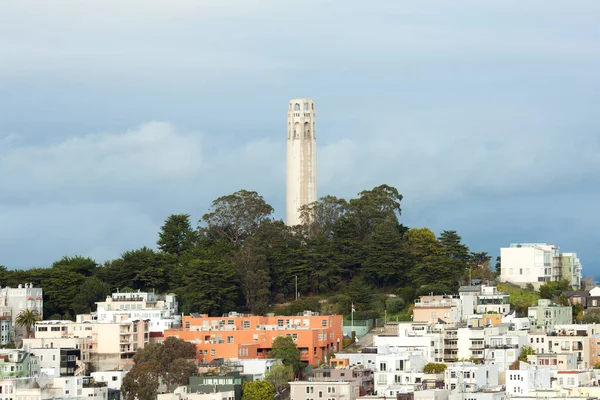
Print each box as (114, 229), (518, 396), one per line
(485, 344), (518, 349)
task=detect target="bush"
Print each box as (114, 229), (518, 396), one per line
(397, 287), (416, 302)
(423, 363), (447, 373)
(385, 297), (405, 314)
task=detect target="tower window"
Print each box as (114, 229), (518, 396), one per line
(294, 103), (300, 111)
(304, 103), (309, 111)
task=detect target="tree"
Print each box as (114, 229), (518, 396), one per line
(518, 345), (535, 362)
(121, 362), (160, 400)
(125, 337), (197, 398)
(71, 276), (111, 315)
(582, 309), (600, 324)
(385, 297), (405, 314)
(15, 309), (41, 339)
(52, 256), (98, 277)
(299, 195), (347, 239)
(157, 214), (196, 256)
(268, 336), (302, 373)
(265, 363), (294, 394)
(233, 241), (271, 315)
(164, 358), (197, 391)
(201, 190), (274, 247)
(423, 363), (447, 373)
(242, 380), (275, 400)
(539, 280), (571, 300)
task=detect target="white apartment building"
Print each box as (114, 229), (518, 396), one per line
(444, 363), (499, 392)
(91, 370), (127, 391)
(506, 365), (552, 396)
(290, 380), (360, 400)
(413, 295), (474, 324)
(500, 243), (582, 289)
(373, 352), (427, 394)
(458, 286), (511, 316)
(483, 325), (528, 369)
(35, 318), (149, 371)
(0, 284), (43, 344)
(94, 290), (180, 333)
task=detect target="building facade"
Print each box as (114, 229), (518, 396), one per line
(500, 243), (582, 289)
(527, 300), (572, 331)
(0, 284), (43, 343)
(94, 290), (180, 333)
(165, 312), (343, 366)
(286, 98), (317, 226)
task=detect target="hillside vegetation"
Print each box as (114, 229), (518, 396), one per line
(0, 185), (492, 320)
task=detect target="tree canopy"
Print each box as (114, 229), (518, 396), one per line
(0, 184), (490, 319)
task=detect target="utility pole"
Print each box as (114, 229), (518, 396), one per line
(295, 276), (298, 301)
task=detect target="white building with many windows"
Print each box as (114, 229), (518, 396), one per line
(500, 243), (582, 289)
(94, 290), (180, 333)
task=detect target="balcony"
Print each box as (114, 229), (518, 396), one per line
(485, 344), (518, 349)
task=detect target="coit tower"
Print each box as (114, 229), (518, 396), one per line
(286, 98), (317, 226)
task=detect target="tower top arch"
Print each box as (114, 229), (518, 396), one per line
(289, 99), (315, 111)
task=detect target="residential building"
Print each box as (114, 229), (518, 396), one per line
(447, 390), (506, 400)
(311, 366), (374, 396)
(91, 370), (127, 391)
(0, 284), (43, 343)
(458, 286), (511, 316)
(34, 318), (150, 371)
(165, 311), (343, 366)
(500, 243), (582, 289)
(565, 286), (600, 309)
(553, 370), (594, 388)
(290, 380), (360, 400)
(444, 363), (499, 391)
(527, 353), (577, 370)
(23, 337), (91, 367)
(547, 325), (592, 369)
(186, 372), (249, 400)
(483, 324), (527, 369)
(527, 300), (572, 331)
(506, 364), (552, 396)
(0, 349), (37, 379)
(94, 290), (181, 333)
(413, 296), (469, 324)
(31, 348), (84, 377)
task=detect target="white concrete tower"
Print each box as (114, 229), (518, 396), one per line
(286, 98), (317, 226)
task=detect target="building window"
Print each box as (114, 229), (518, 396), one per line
(243, 321), (250, 329)
(277, 320), (284, 327)
(227, 336), (234, 344)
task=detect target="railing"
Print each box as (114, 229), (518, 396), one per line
(485, 344), (518, 349)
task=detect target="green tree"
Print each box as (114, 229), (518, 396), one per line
(362, 220), (407, 287)
(71, 276), (111, 315)
(518, 345), (535, 362)
(423, 363), (447, 373)
(242, 380), (275, 400)
(582, 309), (600, 324)
(164, 358), (197, 391)
(52, 256), (98, 277)
(268, 336), (302, 373)
(232, 240), (271, 315)
(385, 297), (405, 314)
(265, 363), (294, 394)
(157, 214), (196, 256)
(201, 190), (274, 247)
(15, 309), (41, 338)
(539, 280), (571, 300)
(121, 362), (160, 400)
(299, 195), (347, 239)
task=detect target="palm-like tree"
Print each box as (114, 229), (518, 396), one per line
(15, 309), (41, 339)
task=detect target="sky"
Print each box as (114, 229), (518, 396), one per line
(0, 1), (599, 276)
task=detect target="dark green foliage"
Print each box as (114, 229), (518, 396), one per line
(582, 309), (600, 324)
(385, 297), (405, 314)
(158, 214), (195, 256)
(0, 184), (488, 319)
(242, 380), (275, 400)
(539, 280), (571, 300)
(267, 336), (302, 373)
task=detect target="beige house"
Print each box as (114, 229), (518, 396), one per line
(413, 296), (459, 324)
(34, 318), (149, 371)
(290, 380), (360, 400)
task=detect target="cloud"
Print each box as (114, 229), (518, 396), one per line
(0, 122), (202, 202)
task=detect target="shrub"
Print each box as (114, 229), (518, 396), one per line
(385, 297), (405, 314)
(423, 363), (447, 373)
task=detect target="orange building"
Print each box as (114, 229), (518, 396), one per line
(164, 311), (344, 366)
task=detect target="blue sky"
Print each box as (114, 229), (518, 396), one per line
(0, 0), (599, 275)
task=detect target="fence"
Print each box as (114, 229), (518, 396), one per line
(343, 319), (373, 339)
